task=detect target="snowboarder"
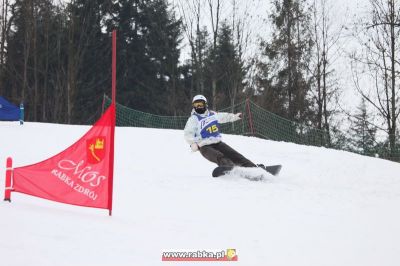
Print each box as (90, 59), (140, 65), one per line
(184, 94), (257, 168)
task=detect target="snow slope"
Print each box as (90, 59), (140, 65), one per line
(0, 121), (400, 266)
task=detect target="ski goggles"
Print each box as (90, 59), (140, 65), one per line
(193, 101), (206, 108)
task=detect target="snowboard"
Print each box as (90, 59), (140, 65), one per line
(212, 164), (282, 178)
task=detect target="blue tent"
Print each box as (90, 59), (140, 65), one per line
(0, 96), (20, 121)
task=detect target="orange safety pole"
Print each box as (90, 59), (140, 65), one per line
(4, 157), (13, 202)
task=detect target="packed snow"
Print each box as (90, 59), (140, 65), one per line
(0, 121), (399, 266)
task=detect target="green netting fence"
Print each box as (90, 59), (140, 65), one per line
(103, 95), (329, 147)
(103, 95), (400, 161)
(351, 137), (400, 162)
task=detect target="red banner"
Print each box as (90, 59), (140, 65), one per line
(12, 105), (115, 212)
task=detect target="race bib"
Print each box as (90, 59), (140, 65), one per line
(199, 115), (221, 139)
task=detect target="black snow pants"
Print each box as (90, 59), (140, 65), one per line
(199, 141), (256, 167)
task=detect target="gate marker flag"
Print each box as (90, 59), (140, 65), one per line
(9, 105), (115, 212)
(4, 30), (117, 215)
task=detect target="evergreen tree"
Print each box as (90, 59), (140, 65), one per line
(256, 0), (313, 122)
(349, 98), (377, 155)
(192, 27), (210, 98)
(329, 125), (351, 151)
(3, 0), (184, 123)
(106, 0), (183, 115)
(67, 0), (110, 124)
(209, 21), (245, 109)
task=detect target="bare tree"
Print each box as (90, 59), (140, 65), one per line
(22, 0), (33, 104)
(309, 0), (345, 136)
(0, 0), (9, 66)
(227, 0), (252, 112)
(350, 0), (400, 157)
(0, 0), (10, 97)
(66, 0), (102, 123)
(177, 0), (206, 97)
(32, 1), (39, 121)
(207, 0), (221, 110)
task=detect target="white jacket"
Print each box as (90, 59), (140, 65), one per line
(184, 109), (241, 147)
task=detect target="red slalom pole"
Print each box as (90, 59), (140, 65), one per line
(4, 157), (13, 202)
(112, 30), (116, 105)
(108, 30), (117, 216)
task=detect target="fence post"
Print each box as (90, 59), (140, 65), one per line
(4, 157), (13, 202)
(245, 99), (255, 136)
(19, 103), (24, 125)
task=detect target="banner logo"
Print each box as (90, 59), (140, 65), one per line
(226, 249), (237, 261)
(161, 249), (238, 262)
(87, 137), (106, 164)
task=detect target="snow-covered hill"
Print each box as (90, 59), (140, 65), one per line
(0, 121), (399, 266)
